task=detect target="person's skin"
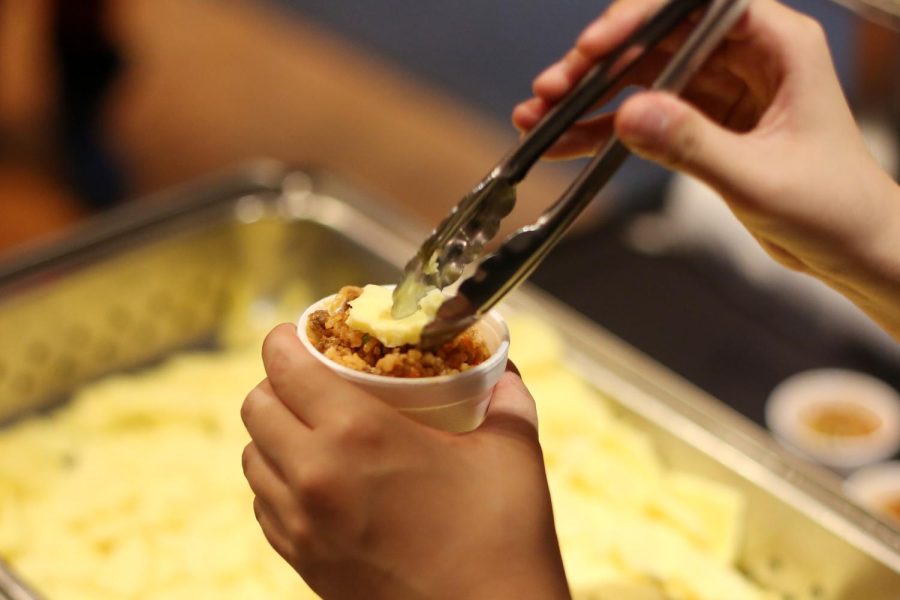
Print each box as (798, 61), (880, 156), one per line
(513, 0), (900, 340)
(241, 324), (570, 600)
(243, 1), (900, 598)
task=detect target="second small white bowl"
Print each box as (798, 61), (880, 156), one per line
(844, 461), (900, 527)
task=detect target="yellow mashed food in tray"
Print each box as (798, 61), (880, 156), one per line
(0, 313), (772, 600)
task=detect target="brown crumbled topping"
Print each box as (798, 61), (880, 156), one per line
(307, 286), (489, 377)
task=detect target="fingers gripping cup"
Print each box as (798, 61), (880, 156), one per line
(297, 286), (510, 433)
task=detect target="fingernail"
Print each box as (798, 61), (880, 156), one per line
(535, 64), (568, 92)
(621, 101), (669, 152)
(511, 103), (527, 125)
(506, 360), (521, 377)
(578, 18), (610, 46)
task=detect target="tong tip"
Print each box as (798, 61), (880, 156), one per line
(418, 294), (477, 349)
(391, 278), (424, 320)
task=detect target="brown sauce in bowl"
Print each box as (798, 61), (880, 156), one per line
(802, 402), (882, 438)
(882, 495), (900, 523)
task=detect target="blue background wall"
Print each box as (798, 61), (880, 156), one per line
(268, 0), (855, 124)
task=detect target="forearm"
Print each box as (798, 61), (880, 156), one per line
(818, 168), (900, 341)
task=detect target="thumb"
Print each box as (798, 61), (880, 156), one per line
(615, 91), (758, 198)
(478, 363), (539, 437)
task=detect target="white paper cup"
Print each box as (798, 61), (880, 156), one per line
(297, 293), (510, 433)
(765, 369), (900, 472)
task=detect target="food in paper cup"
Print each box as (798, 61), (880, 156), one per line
(297, 285), (509, 432)
(304, 285), (490, 377)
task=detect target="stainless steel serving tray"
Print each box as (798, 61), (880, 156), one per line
(1, 161), (898, 599)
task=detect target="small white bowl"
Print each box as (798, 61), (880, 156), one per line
(844, 461), (900, 526)
(765, 369), (900, 472)
(297, 292), (510, 433)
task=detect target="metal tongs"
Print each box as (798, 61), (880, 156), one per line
(393, 0), (749, 347)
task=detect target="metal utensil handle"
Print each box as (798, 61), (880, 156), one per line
(501, 0), (709, 184)
(539, 0), (750, 228)
(654, 0), (750, 92)
(412, 0), (709, 260)
(395, 0), (719, 319)
(453, 0), (749, 321)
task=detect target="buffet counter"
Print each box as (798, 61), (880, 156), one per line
(0, 163), (898, 599)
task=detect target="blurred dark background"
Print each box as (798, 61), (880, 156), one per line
(0, 0), (898, 427)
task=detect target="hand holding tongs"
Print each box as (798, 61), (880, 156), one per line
(393, 0), (749, 348)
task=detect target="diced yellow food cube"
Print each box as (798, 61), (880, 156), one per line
(656, 471), (746, 564)
(507, 313), (565, 373)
